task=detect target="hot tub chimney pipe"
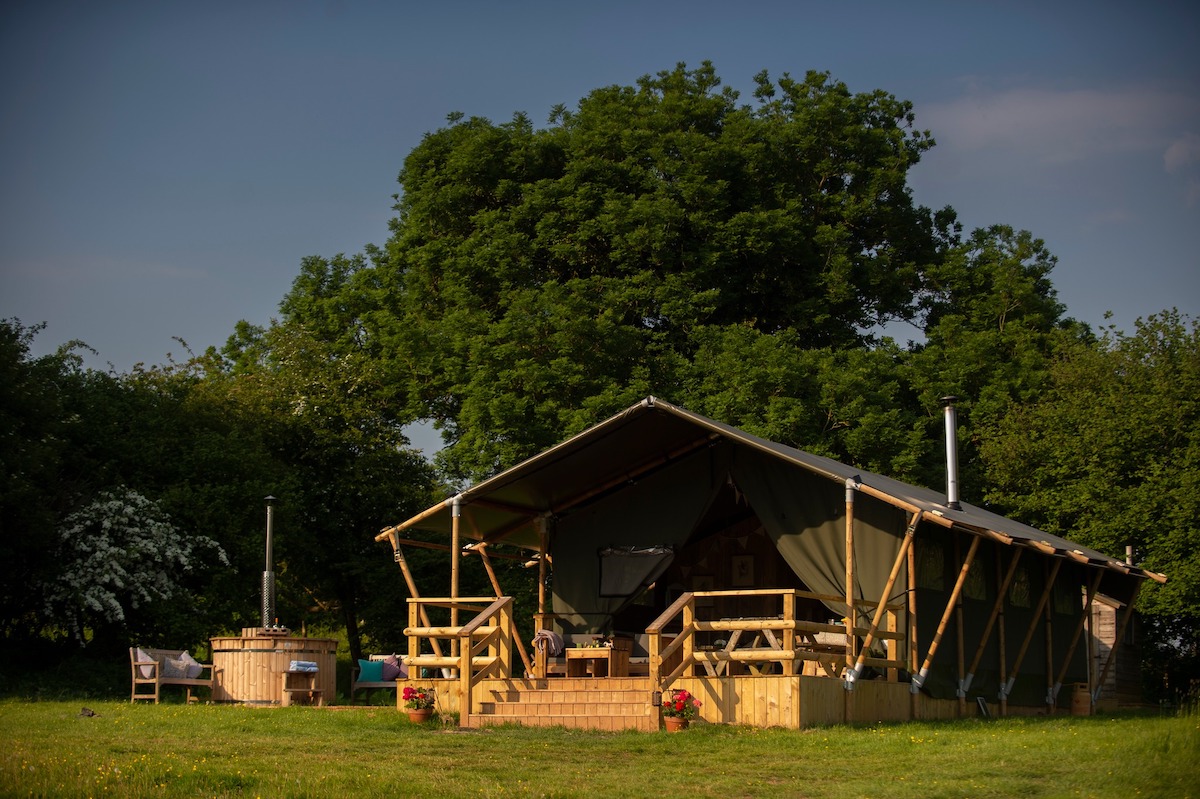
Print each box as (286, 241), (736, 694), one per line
(263, 496), (276, 630)
(941, 397), (962, 511)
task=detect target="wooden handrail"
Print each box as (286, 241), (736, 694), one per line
(402, 595), (515, 728)
(404, 626), (500, 638)
(647, 588), (903, 693)
(460, 597), (511, 636)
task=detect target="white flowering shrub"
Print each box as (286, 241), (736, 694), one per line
(44, 487), (229, 642)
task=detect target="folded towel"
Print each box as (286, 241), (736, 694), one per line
(289, 660), (319, 672)
(531, 629), (564, 656)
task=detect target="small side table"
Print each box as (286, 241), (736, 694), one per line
(565, 647), (629, 678)
(281, 670), (324, 707)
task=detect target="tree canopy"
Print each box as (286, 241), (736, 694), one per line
(344, 62), (961, 480)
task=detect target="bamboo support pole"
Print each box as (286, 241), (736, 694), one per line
(450, 498), (461, 631)
(375, 499), (455, 541)
(390, 536), (444, 658)
(533, 516), (549, 677)
(845, 511), (920, 689)
(963, 546), (1023, 693)
(911, 534), (981, 694)
(908, 537), (918, 719)
(1043, 560), (1055, 711)
(997, 552), (1008, 716)
(845, 480), (858, 668)
(955, 535), (967, 714)
(852, 483), (952, 529)
(477, 544), (533, 677)
(1000, 558), (1062, 704)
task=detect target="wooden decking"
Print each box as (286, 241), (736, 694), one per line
(402, 673), (965, 731)
(471, 677), (658, 731)
(394, 590), (1094, 730)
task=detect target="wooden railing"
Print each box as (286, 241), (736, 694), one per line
(404, 596), (515, 726)
(647, 588), (906, 692)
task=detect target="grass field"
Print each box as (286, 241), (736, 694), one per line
(1, 700), (1197, 798)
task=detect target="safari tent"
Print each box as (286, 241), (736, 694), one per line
(376, 397), (1165, 729)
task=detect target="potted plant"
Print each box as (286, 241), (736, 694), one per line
(403, 686), (436, 723)
(660, 688), (701, 731)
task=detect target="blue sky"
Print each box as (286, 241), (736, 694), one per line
(3, 0), (1198, 382)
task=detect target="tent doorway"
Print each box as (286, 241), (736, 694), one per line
(610, 477), (830, 643)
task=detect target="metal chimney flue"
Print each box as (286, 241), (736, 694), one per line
(941, 397), (962, 511)
(263, 496), (277, 630)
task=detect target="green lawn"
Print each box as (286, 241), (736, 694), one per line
(1, 700), (1196, 798)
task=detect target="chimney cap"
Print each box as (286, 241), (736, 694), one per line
(940, 395), (958, 407)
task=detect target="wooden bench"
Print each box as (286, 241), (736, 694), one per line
(130, 647), (213, 704)
(350, 654), (403, 705)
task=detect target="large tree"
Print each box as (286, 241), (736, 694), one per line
(351, 62), (959, 481)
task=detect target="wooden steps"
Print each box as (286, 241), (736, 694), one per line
(469, 677), (660, 732)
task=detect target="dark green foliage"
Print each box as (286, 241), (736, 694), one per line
(349, 63), (960, 481)
(980, 311), (1200, 701)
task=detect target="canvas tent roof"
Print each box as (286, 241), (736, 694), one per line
(377, 397), (1165, 585)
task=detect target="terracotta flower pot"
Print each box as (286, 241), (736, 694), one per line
(663, 716), (689, 732)
(407, 708), (433, 723)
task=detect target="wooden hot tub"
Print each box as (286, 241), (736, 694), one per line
(211, 628), (337, 705)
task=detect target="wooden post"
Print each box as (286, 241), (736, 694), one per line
(649, 628), (662, 687)
(1043, 560), (1056, 713)
(477, 544), (533, 678)
(847, 511), (919, 688)
(458, 622), (472, 728)
(845, 479), (858, 668)
(537, 516), (548, 618)
(407, 598), (419, 671)
(955, 534), (967, 716)
(536, 516), (549, 678)
(499, 598), (514, 679)
(911, 535), (981, 695)
(997, 552), (1009, 717)
(451, 498), (461, 621)
(1001, 558), (1061, 706)
(682, 596), (695, 678)
(964, 546), (1022, 695)
(908, 536), (918, 719)
(450, 496), (461, 668)
(391, 536), (444, 659)
(782, 590), (796, 677)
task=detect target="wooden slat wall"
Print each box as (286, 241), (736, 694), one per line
(210, 634), (336, 704)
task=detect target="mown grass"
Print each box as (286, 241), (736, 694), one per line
(0, 700), (1196, 798)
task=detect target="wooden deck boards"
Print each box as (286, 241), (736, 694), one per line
(400, 673), (1014, 731)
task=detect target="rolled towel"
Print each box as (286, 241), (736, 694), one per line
(531, 629), (564, 656)
(289, 660), (319, 672)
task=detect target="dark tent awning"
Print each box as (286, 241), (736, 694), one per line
(376, 397), (1166, 586)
